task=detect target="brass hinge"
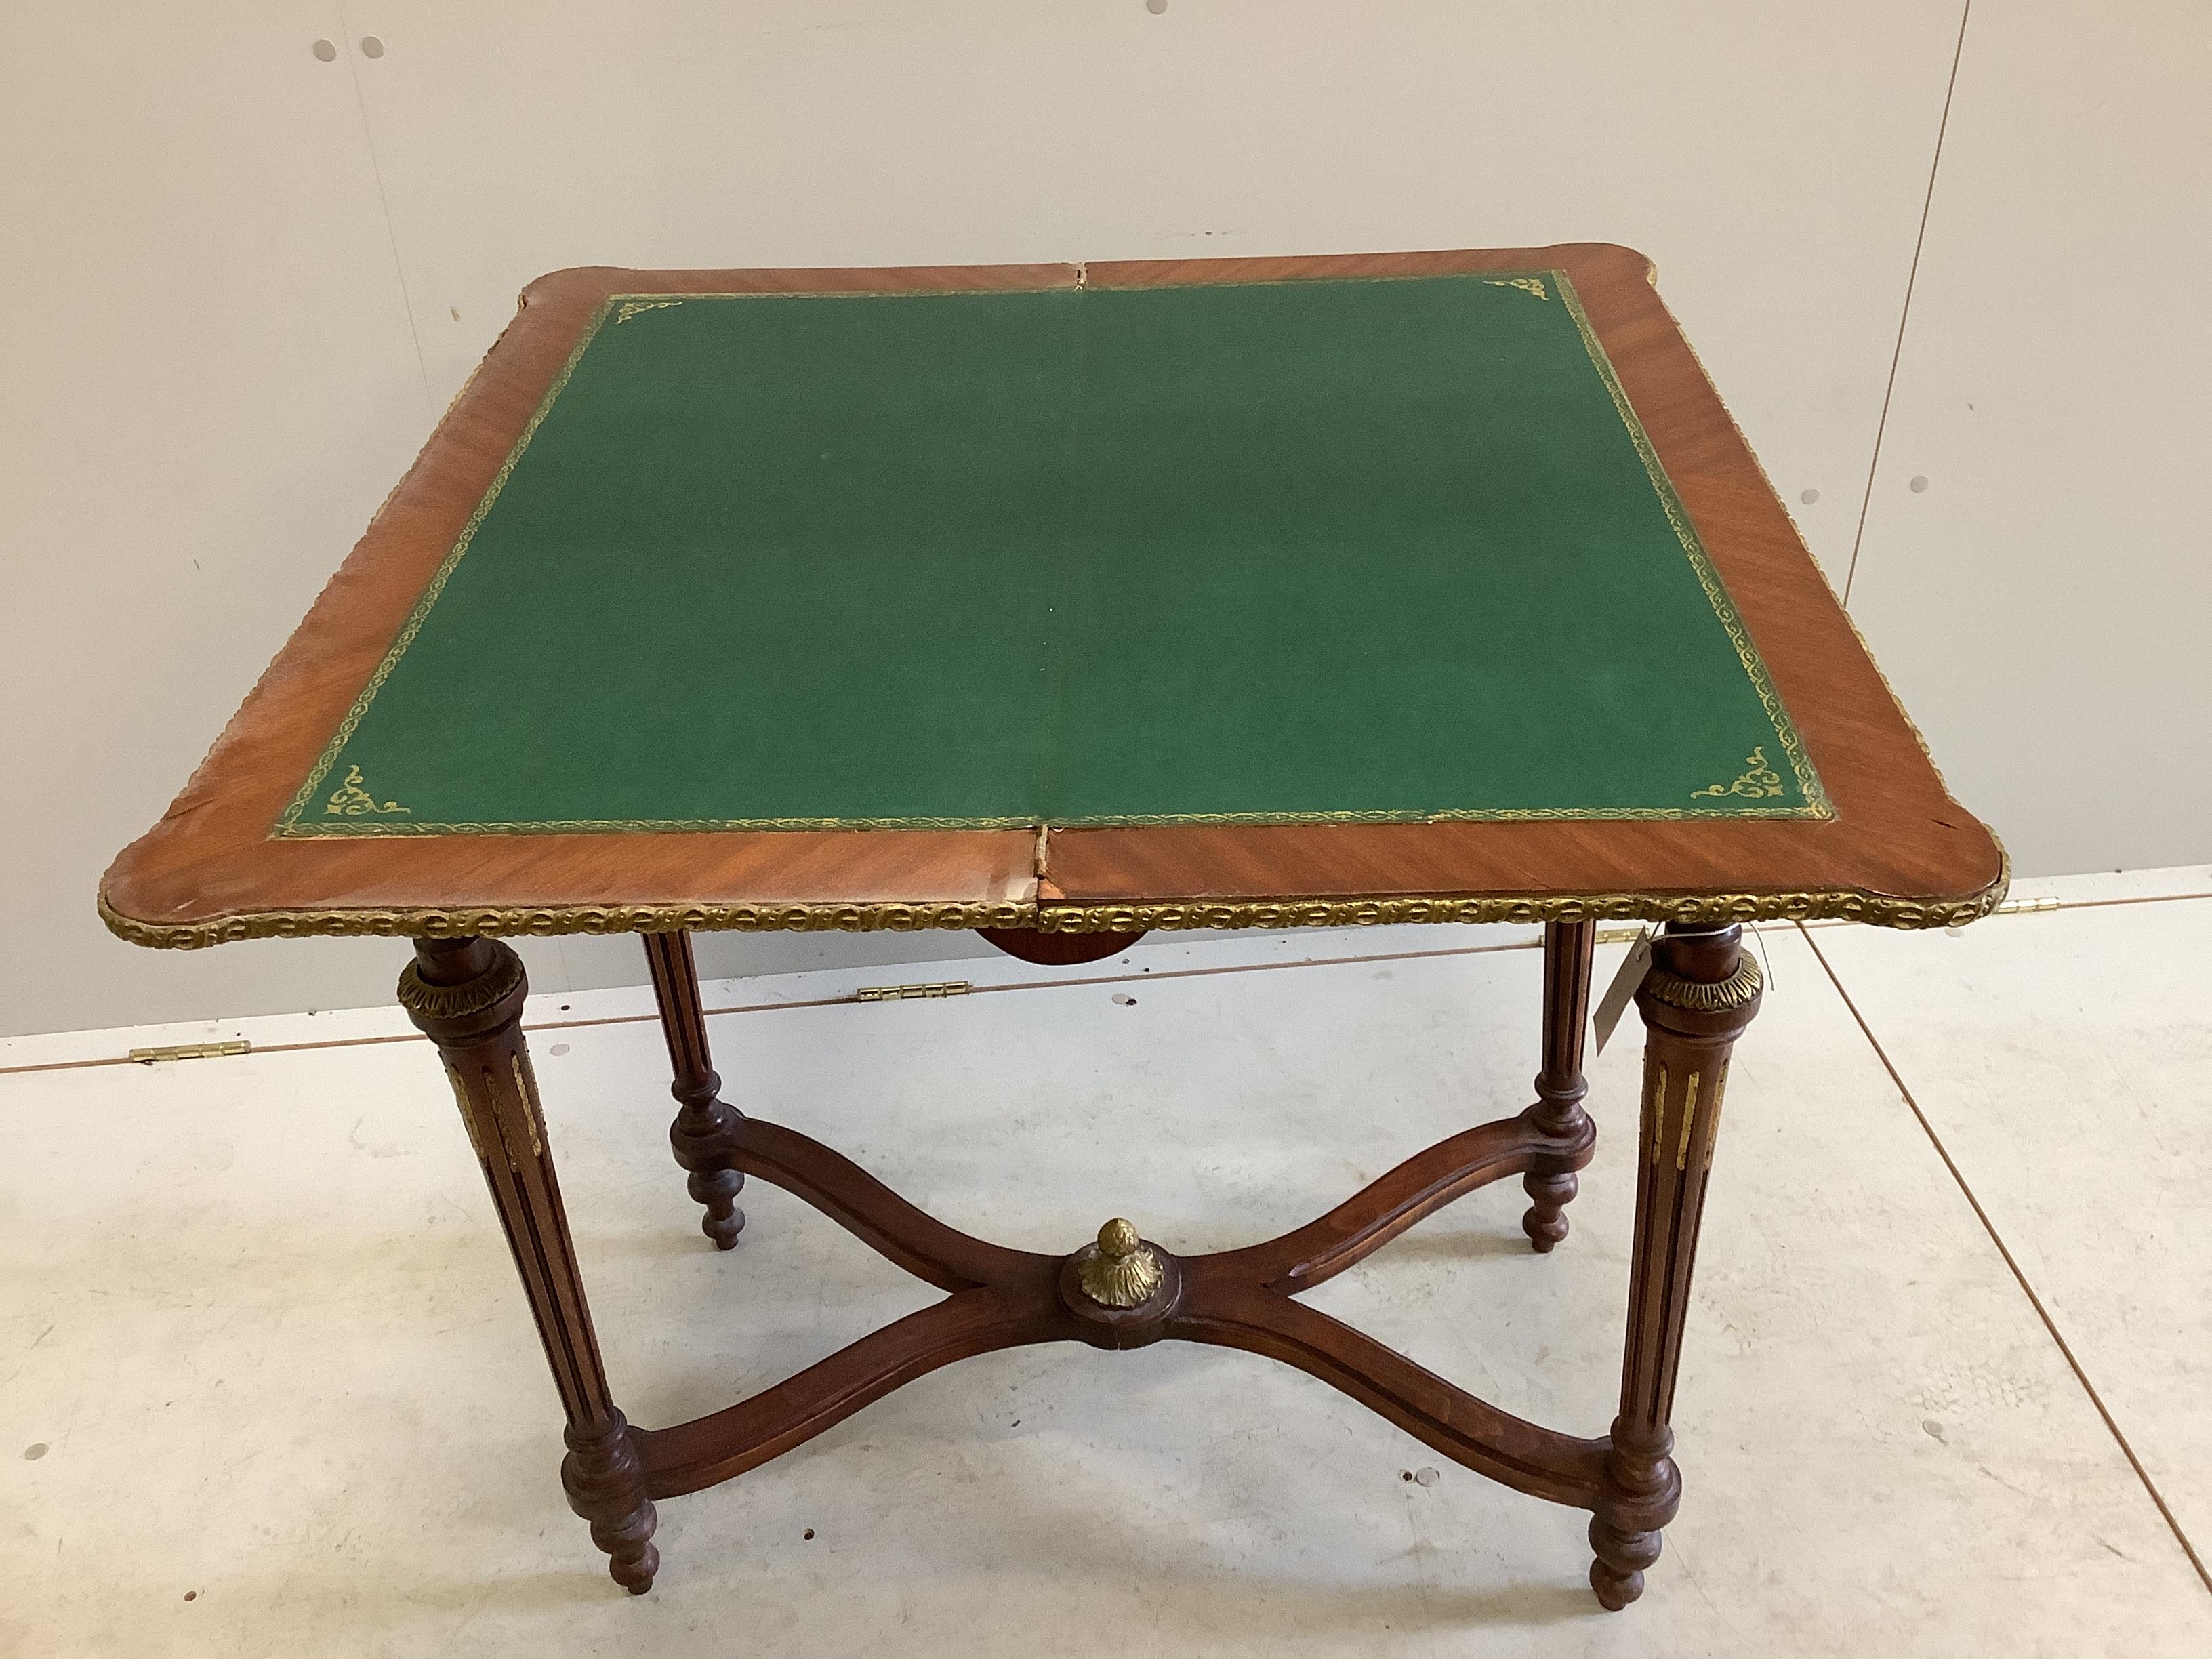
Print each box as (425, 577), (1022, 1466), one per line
(853, 981), (971, 1003)
(1992, 896), (2060, 916)
(129, 1040), (251, 1065)
(1594, 925), (1645, 945)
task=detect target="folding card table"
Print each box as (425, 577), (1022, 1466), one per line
(102, 246), (2005, 1607)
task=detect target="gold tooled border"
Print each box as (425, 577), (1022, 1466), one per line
(1551, 271), (1829, 819)
(290, 799), (1821, 837)
(276, 297), (623, 834)
(275, 272), (1826, 839)
(98, 844), (2008, 949)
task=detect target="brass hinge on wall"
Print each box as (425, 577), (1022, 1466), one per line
(853, 981), (971, 1004)
(129, 1039), (251, 1064)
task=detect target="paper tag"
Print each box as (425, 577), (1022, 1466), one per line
(1592, 929), (1655, 1057)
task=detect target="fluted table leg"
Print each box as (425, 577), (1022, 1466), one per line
(1522, 919), (1598, 1250)
(401, 936), (659, 1593)
(1590, 921), (1762, 1610)
(642, 931), (747, 1250)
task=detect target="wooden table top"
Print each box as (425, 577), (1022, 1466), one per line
(101, 245), (2004, 949)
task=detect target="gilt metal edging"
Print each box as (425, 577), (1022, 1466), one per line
(96, 851), (2010, 951)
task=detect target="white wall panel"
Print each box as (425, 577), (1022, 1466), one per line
(1845, 1), (2212, 876)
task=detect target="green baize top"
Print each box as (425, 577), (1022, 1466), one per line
(279, 272), (1825, 838)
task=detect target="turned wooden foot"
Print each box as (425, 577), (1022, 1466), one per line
(1589, 1514), (1664, 1609)
(1589, 1421), (1679, 1608)
(676, 1131), (746, 1250)
(1587, 921), (1760, 1608)
(1521, 920), (1597, 1252)
(563, 1412), (660, 1594)
(400, 935), (663, 1592)
(644, 933), (747, 1250)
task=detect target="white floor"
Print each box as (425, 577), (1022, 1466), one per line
(3, 871), (2209, 1657)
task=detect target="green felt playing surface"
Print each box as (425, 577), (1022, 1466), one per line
(277, 272), (1826, 838)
